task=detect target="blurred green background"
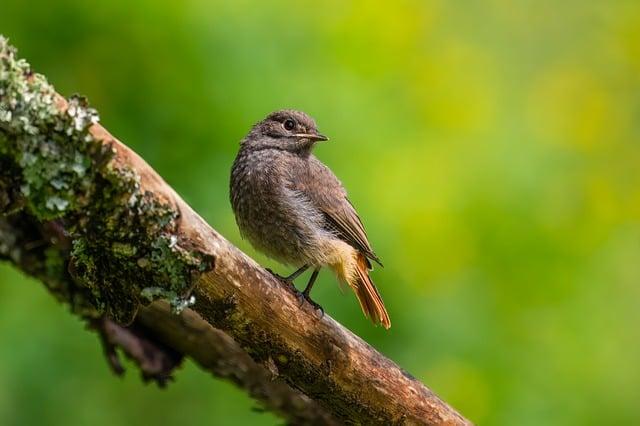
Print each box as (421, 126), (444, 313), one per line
(1, 0), (640, 424)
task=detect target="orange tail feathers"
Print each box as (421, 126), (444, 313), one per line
(352, 253), (391, 329)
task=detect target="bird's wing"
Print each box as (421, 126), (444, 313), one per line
(288, 156), (382, 266)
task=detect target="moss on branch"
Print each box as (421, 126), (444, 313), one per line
(0, 36), (212, 323)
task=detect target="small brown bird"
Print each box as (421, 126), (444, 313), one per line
(230, 110), (390, 328)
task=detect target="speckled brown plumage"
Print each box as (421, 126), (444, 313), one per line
(230, 110), (390, 328)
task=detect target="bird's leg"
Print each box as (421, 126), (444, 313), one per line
(299, 267), (323, 316)
(266, 264), (309, 284)
(286, 264), (310, 281)
(302, 268), (320, 296)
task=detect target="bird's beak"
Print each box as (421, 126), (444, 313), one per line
(295, 133), (329, 142)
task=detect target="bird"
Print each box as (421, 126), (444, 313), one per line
(230, 110), (390, 329)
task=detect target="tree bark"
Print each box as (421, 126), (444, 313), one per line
(0, 36), (471, 425)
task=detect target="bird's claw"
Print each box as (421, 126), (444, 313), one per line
(266, 268), (323, 318)
(268, 269), (304, 302)
(266, 268), (287, 282)
(299, 292), (324, 318)
(267, 268), (297, 289)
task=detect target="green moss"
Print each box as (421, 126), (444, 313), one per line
(140, 286), (195, 314)
(41, 246), (74, 304)
(111, 242), (137, 258)
(0, 36), (213, 323)
(44, 246), (65, 284)
(0, 38), (100, 220)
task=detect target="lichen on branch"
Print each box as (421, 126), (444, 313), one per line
(0, 36), (212, 323)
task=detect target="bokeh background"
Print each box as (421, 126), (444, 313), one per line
(1, 0), (640, 424)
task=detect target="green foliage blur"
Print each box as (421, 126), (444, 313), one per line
(1, 0), (639, 424)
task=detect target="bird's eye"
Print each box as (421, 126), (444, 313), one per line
(283, 119), (296, 131)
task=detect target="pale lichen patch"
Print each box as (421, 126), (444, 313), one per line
(0, 36), (214, 322)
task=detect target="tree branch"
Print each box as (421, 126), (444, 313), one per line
(0, 212), (336, 424)
(0, 36), (470, 425)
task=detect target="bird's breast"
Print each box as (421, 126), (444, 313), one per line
(230, 149), (326, 265)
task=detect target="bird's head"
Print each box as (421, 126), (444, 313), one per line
(244, 109), (328, 154)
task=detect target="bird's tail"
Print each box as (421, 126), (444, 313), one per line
(347, 253), (391, 329)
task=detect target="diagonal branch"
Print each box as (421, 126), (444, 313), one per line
(0, 36), (470, 425)
(0, 212), (336, 424)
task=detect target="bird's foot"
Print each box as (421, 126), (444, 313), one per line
(266, 267), (288, 282)
(266, 268), (299, 293)
(266, 267), (323, 317)
(298, 291), (324, 318)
